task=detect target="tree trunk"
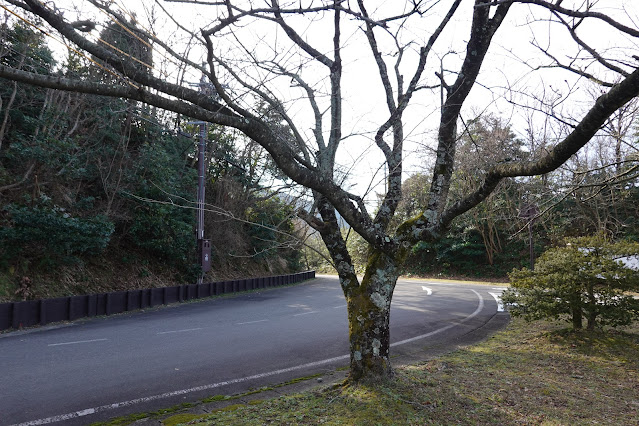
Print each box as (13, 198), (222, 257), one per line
(586, 282), (597, 331)
(571, 304), (583, 330)
(345, 249), (400, 382)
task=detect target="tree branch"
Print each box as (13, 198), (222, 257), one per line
(425, 0), (512, 220)
(439, 66), (639, 232)
(478, 0), (639, 38)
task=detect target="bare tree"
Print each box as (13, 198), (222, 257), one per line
(1, 0), (638, 382)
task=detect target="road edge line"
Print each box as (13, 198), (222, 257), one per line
(13, 289), (486, 426)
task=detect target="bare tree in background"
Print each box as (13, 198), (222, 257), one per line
(1, 0), (638, 381)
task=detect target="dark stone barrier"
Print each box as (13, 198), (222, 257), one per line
(0, 271), (315, 331)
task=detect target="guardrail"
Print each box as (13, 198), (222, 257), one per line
(0, 270), (315, 331)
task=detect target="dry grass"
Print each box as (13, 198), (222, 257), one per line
(160, 318), (639, 425)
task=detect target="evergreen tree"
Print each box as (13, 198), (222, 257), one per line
(502, 235), (639, 330)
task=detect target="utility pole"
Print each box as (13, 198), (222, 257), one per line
(196, 119), (211, 284)
(196, 120), (206, 242)
(188, 75), (213, 284)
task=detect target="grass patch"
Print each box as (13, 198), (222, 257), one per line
(274, 373), (323, 388)
(161, 413), (204, 426)
(98, 375), (324, 425)
(90, 402), (196, 426)
(180, 318), (638, 425)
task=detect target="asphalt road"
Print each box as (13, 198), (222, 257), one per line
(0, 276), (508, 425)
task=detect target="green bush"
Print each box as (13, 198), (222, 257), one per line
(502, 235), (639, 330)
(403, 230), (493, 277)
(0, 204), (114, 265)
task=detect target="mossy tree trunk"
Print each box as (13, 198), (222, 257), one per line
(306, 197), (405, 381)
(345, 250), (401, 381)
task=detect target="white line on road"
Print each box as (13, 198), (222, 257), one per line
(333, 304), (347, 309)
(488, 292), (504, 312)
(492, 287), (507, 290)
(156, 328), (203, 335)
(421, 286), (433, 295)
(12, 353), (350, 426)
(47, 339), (108, 347)
(293, 311), (319, 317)
(18, 290), (486, 426)
(236, 319), (269, 325)
(391, 289), (484, 347)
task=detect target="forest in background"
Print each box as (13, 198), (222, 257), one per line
(306, 114), (639, 279)
(0, 22), (302, 302)
(2, 18), (639, 302)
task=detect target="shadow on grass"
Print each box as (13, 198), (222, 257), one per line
(548, 327), (639, 368)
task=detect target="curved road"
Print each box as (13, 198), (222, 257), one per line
(0, 276), (508, 425)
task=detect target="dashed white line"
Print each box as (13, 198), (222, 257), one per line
(21, 289), (487, 426)
(293, 311), (319, 317)
(488, 292), (505, 312)
(333, 304), (347, 309)
(47, 339), (108, 347)
(236, 319), (269, 325)
(421, 286), (433, 295)
(156, 328), (203, 335)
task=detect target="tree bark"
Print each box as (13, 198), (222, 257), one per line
(345, 249), (402, 381)
(571, 302), (583, 330)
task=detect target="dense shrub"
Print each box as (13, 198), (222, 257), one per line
(0, 204), (114, 265)
(502, 236), (639, 330)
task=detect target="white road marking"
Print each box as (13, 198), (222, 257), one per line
(11, 354), (350, 426)
(492, 287), (507, 290)
(391, 289), (484, 347)
(293, 311), (319, 317)
(47, 339), (107, 347)
(19, 289), (486, 426)
(419, 281), (455, 286)
(236, 319), (269, 325)
(488, 292), (504, 312)
(333, 304), (347, 309)
(156, 328), (203, 335)
(421, 286), (433, 295)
